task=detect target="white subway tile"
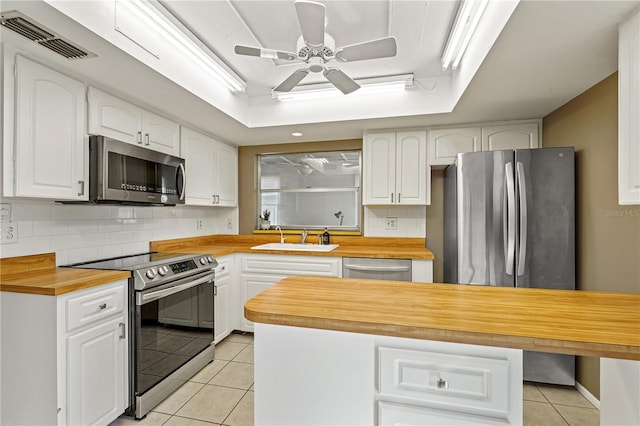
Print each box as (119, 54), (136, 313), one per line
(33, 220), (69, 236)
(67, 247), (99, 263)
(55, 250), (69, 266)
(110, 231), (135, 245)
(120, 219), (144, 231)
(67, 220), (99, 234)
(11, 202), (52, 221)
(52, 204), (110, 220)
(52, 234), (83, 250)
(97, 245), (123, 259)
(16, 221), (33, 237)
(98, 220), (123, 233)
(121, 241), (149, 255)
(110, 206), (135, 219)
(83, 232), (111, 247)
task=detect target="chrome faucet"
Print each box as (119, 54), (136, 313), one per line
(275, 225), (285, 244)
(300, 229), (309, 244)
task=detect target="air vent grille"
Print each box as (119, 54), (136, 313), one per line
(1, 11), (96, 60)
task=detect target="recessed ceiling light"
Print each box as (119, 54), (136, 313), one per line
(292, 132), (303, 137)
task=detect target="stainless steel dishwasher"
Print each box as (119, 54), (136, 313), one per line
(342, 257), (412, 281)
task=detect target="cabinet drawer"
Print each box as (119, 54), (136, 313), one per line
(215, 257), (231, 279)
(65, 282), (125, 332)
(241, 255), (341, 276)
(378, 346), (511, 419)
(378, 401), (509, 426)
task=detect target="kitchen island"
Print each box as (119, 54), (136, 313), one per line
(245, 276), (640, 425)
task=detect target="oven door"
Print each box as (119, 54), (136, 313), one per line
(134, 270), (214, 397)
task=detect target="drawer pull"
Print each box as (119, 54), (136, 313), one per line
(119, 322), (126, 340)
(437, 378), (448, 390)
(98, 303), (107, 310)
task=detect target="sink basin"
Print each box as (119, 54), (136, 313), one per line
(251, 243), (340, 252)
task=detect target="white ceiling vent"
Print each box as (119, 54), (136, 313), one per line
(0, 11), (96, 60)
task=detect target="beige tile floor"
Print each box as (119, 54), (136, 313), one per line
(113, 333), (598, 426)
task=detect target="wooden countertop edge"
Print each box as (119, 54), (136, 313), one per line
(0, 269), (131, 296)
(244, 308), (640, 361)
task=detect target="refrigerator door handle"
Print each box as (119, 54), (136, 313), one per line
(517, 162), (528, 276)
(505, 162), (516, 276)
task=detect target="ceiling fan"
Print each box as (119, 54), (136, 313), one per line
(234, 0), (397, 95)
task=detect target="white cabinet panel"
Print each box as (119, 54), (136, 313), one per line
(13, 55), (87, 200)
(481, 122), (539, 152)
(428, 127), (481, 166)
(364, 131), (428, 205)
(618, 9), (640, 205)
(378, 401), (509, 426)
(214, 142), (238, 207)
(88, 87), (180, 156)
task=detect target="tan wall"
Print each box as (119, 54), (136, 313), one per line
(543, 72), (640, 399)
(238, 139), (362, 234)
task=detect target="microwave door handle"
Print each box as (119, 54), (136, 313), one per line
(177, 163), (186, 201)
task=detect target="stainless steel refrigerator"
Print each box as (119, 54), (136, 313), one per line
(444, 147), (575, 385)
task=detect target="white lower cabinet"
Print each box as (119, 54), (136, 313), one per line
(0, 279), (128, 426)
(378, 401), (509, 425)
(239, 254), (342, 331)
(214, 255), (234, 343)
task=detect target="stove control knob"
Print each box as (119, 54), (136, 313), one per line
(145, 269), (157, 279)
(200, 257), (207, 265)
(207, 255), (214, 263)
(157, 266), (169, 276)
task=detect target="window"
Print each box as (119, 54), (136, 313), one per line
(258, 151), (361, 231)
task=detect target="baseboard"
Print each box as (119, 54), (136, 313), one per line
(576, 380), (600, 409)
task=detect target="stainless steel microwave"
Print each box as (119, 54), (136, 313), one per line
(89, 136), (185, 205)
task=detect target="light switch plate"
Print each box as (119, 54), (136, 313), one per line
(0, 204), (11, 223)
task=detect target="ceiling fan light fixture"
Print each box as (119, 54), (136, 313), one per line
(441, 0), (489, 71)
(273, 74), (413, 102)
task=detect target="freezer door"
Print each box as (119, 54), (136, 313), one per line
(455, 150), (515, 286)
(514, 147), (575, 290)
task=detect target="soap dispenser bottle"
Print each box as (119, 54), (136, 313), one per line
(322, 227), (330, 245)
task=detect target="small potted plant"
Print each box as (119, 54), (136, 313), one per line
(259, 209), (271, 230)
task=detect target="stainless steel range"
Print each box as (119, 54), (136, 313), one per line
(69, 252), (217, 419)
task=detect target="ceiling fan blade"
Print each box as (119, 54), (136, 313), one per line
(235, 45), (297, 61)
(335, 36), (398, 62)
(323, 68), (360, 94)
(295, 0), (325, 48)
(274, 69), (310, 92)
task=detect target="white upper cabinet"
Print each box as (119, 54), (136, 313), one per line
(12, 55), (87, 200)
(181, 126), (238, 207)
(428, 127), (481, 166)
(88, 87), (180, 156)
(364, 131), (429, 205)
(618, 9), (640, 205)
(481, 122), (539, 151)
(427, 121), (541, 167)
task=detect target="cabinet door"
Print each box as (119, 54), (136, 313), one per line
(396, 131), (428, 205)
(213, 142), (238, 207)
(213, 274), (231, 343)
(378, 401), (509, 426)
(240, 274), (286, 331)
(88, 86), (142, 145)
(428, 127), (481, 166)
(481, 122), (539, 151)
(142, 110), (180, 156)
(66, 316), (126, 426)
(364, 132), (396, 204)
(14, 55), (87, 200)
(181, 127), (215, 206)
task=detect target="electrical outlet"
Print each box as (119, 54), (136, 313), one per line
(197, 218), (203, 229)
(1, 222), (18, 244)
(226, 217), (233, 229)
(0, 203), (11, 223)
(386, 217), (397, 230)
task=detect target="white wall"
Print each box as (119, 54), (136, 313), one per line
(0, 199), (238, 265)
(364, 206), (426, 238)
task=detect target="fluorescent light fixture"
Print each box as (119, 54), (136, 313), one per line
(273, 74), (413, 102)
(118, 0), (246, 94)
(441, 0), (489, 71)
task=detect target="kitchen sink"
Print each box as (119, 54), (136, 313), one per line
(251, 243), (340, 252)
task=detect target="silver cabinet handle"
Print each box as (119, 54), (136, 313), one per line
(98, 303), (107, 310)
(398, 193), (401, 203)
(437, 378), (448, 389)
(214, 285), (218, 296)
(119, 322), (126, 340)
(77, 180), (85, 196)
(137, 131), (143, 144)
(391, 193), (394, 203)
(144, 133), (150, 146)
(216, 195), (220, 204)
(344, 264), (410, 272)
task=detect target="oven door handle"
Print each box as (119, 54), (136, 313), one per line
(137, 273), (214, 305)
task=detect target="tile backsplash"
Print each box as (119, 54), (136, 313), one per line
(364, 206), (426, 238)
(0, 200), (238, 265)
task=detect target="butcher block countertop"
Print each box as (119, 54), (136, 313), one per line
(150, 234), (435, 260)
(245, 276), (640, 361)
(0, 253), (130, 296)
